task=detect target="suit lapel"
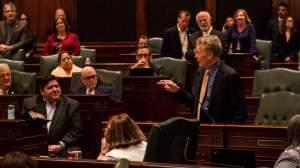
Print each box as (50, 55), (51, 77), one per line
(209, 63), (225, 106)
(0, 22), (6, 42)
(194, 69), (204, 98)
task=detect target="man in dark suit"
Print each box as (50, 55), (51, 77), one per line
(71, 66), (113, 96)
(186, 11), (227, 61)
(158, 35), (247, 123)
(160, 10), (196, 59)
(0, 2), (31, 60)
(264, 2), (289, 58)
(21, 76), (83, 156)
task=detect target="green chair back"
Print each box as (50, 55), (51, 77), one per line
(40, 54), (84, 77)
(71, 69), (123, 101)
(0, 58), (24, 71)
(252, 68), (300, 96)
(80, 47), (96, 63)
(149, 37), (163, 54)
(150, 57), (187, 87)
(256, 39), (272, 69)
(114, 158), (129, 168)
(255, 91), (300, 125)
(11, 70), (36, 94)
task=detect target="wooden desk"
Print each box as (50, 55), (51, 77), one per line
(271, 62), (298, 70)
(123, 76), (192, 121)
(35, 158), (226, 168)
(0, 120), (47, 156)
(226, 53), (256, 76)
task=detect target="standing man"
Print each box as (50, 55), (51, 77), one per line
(0, 2), (31, 60)
(161, 10), (196, 59)
(21, 76), (83, 157)
(265, 2), (289, 58)
(158, 35), (247, 123)
(186, 11), (227, 61)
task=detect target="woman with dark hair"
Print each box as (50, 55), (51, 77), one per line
(227, 9), (257, 53)
(275, 114), (300, 167)
(0, 151), (38, 168)
(278, 16), (299, 63)
(43, 17), (80, 56)
(19, 13), (37, 58)
(97, 113), (147, 161)
(51, 52), (81, 77)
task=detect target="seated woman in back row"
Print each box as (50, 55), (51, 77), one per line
(97, 113), (147, 161)
(51, 52), (81, 77)
(44, 17), (80, 56)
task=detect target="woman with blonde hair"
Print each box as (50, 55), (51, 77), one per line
(97, 113), (147, 161)
(227, 9), (257, 54)
(274, 114), (300, 167)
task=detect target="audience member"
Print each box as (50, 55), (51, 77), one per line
(0, 63), (13, 95)
(227, 9), (257, 53)
(19, 13), (37, 58)
(221, 16), (234, 33)
(130, 46), (161, 76)
(71, 66), (114, 97)
(137, 34), (148, 48)
(51, 52), (81, 77)
(186, 11), (227, 61)
(0, 151), (38, 168)
(21, 76), (83, 157)
(97, 113), (147, 161)
(278, 16), (299, 63)
(265, 2), (289, 58)
(158, 35), (247, 123)
(43, 17), (80, 56)
(274, 114), (300, 167)
(161, 10), (196, 59)
(0, 2), (31, 60)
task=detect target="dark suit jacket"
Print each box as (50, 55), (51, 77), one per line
(185, 28), (228, 61)
(265, 18), (281, 54)
(71, 85), (113, 96)
(161, 26), (196, 59)
(21, 95), (83, 149)
(175, 62), (247, 123)
(0, 20), (31, 58)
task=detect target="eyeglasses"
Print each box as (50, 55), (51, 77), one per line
(82, 75), (97, 80)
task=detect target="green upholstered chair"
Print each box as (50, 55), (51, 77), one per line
(0, 58), (24, 71)
(40, 54), (84, 77)
(71, 69), (123, 101)
(11, 70), (37, 94)
(150, 57), (187, 87)
(254, 91), (300, 125)
(149, 37), (163, 54)
(113, 158), (129, 168)
(144, 117), (199, 163)
(256, 39), (272, 69)
(252, 68), (300, 96)
(80, 47), (96, 63)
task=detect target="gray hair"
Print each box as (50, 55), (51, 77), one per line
(0, 63), (10, 71)
(196, 35), (223, 57)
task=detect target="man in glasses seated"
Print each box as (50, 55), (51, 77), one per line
(71, 66), (113, 96)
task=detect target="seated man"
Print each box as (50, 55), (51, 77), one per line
(158, 35), (247, 123)
(129, 46), (161, 76)
(0, 63), (13, 95)
(71, 66), (113, 96)
(0, 2), (31, 60)
(21, 76), (83, 157)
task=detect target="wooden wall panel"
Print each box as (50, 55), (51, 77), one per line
(147, 0), (205, 37)
(77, 0), (136, 42)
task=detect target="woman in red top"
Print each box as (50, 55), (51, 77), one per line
(43, 17), (80, 56)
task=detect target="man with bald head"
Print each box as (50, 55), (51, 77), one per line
(0, 63), (12, 95)
(71, 66), (113, 97)
(186, 11), (227, 61)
